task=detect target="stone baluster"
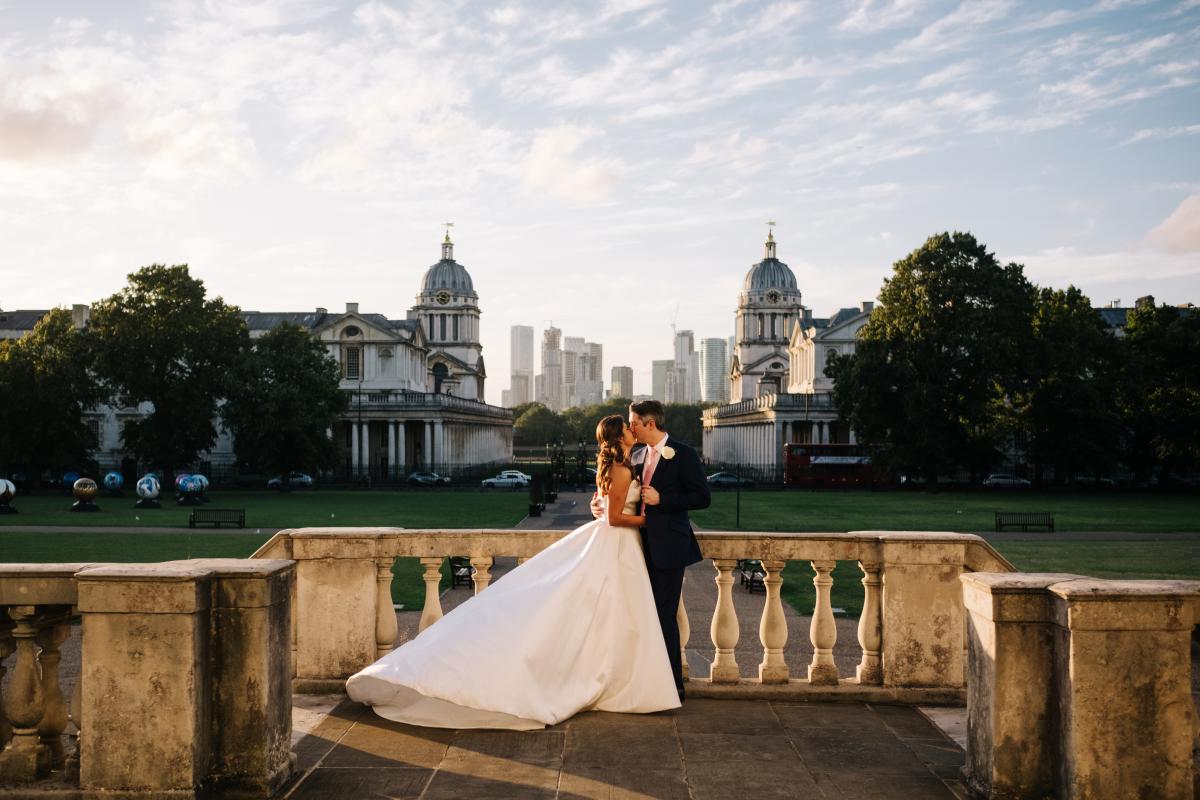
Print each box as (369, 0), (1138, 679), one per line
(676, 590), (690, 681)
(374, 558), (398, 657)
(418, 558), (444, 633)
(0, 606), (47, 781)
(470, 557), (493, 595)
(758, 560), (789, 683)
(807, 561), (839, 685)
(710, 559), (740, 683)
(856, 562), (882, 685)
(36, 611), (71, 770)
(0, 613), (14, 748)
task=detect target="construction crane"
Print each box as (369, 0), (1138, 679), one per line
(670, 304), (679, 337)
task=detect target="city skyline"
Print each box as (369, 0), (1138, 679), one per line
(2, 2), (1197, 406)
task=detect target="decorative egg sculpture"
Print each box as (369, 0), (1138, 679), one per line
(103, 472), (124, 490)
(194, 474), (209, 492)
(73, 477), (98, 502)
(174, 473), (191, 491)
(63, 471), (81, 487)
(136, 475), (161, 499)
(0, 479), (15, 502)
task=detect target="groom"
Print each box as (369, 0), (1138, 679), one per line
(593, 399), (709, 698)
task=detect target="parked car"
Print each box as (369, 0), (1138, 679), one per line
(481, 470), (531, 488)
(707, 471), (754, 487)
(982, 473), (1031, 489)
(267, 471), (314, 490)
(407, 471), (450, 486)
(1072, 474), (1116, 488)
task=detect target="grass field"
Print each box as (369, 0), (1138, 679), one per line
(692, 489), (1200, 533)
(0, 489), (529, 529)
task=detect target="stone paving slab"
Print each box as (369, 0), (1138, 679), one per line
(282, 698), (969, 799)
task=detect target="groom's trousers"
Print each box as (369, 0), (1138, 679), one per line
(646, 565), (686, 692)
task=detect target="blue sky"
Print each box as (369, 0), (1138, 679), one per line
(2, 0), (1197, 404)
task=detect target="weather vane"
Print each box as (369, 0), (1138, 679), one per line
(766, 219), (776, 230)
(443, 221), (455, 238)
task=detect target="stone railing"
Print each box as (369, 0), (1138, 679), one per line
(701, 391), (836, 421)
(961, 573), (1200, 799)
(349, 390), (514, 419)
(253, 529), (1013, 701)
(0, 559), (295, 798)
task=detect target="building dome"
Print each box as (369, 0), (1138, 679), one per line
(742, 231), (797, 292)
(420, 233), (477, 296)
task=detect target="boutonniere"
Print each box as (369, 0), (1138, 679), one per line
(661, 446), (676, 460)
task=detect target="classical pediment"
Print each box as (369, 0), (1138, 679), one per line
(313, 312), (403, 342)
(741, 350), (790, 373)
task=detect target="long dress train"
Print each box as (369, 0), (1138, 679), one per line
(345, 479), (680, 730)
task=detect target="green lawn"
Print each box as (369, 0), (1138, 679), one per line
(0, 489), (529, 529)
(692, 490), (1200, 533)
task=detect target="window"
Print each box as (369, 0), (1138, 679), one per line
(342, 325), (361, 338)
(770, 314), (777, 337)
(439, 314), (447, 340)
(344, 346), (362, 379)
(86, 418), (101, 448)
(453, 315), (459, 341)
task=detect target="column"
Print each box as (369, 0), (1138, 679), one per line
(361, 421), (371, 477)
(396, 422), (406, 473)
(433, 421), (444, 472)
(423, 421), (432, 468)
(350, 421), (359, 476)
(388, 421), (397, 480)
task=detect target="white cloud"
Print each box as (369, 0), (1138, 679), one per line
(1122, 124), (1200, 144)
(1019, 245), (1200, 286)
(839, 0), (922, 33)
(1147, 194), (1200, 253)
(520, 126), (619, 203)
(916, 60), (975, 89)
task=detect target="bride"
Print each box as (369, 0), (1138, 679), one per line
(345, 414), (681, 729)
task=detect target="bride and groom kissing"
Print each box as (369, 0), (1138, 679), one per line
(347, 399), (712, 730)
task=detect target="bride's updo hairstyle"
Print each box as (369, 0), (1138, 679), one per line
(594, 414), (628, 495)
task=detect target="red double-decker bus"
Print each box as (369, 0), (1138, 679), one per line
(783, 443), (884, 488)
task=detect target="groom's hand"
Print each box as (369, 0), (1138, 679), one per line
(589, 492), (604, 519)
(640, 486), (660, 506)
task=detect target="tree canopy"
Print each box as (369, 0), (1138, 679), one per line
(86, 264), (248, 480)
(0, 308), (101, 487)
(220, 322), (348, 485)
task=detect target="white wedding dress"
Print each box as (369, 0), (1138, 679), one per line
(345, 479), (681, 730)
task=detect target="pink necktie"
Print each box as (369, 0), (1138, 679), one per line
(643, 447), (659, 487)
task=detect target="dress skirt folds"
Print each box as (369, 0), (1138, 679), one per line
(345, 482), (680, 730)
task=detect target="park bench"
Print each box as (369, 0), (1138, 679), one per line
(995, 511), (1055, 533)
(449, 557), (474, 589)
(187, 508), (246, 529)
(738, 559), (766, 593)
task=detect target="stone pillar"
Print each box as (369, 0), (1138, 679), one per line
(0, 606), (47, 781)
(374, 557), (397, 657)
(710, 559), (740, 683)
(76, 564), (213, 794)
(388, 421), (397, 480)
(470, 557), (493, 595)
(350, 421), (360, 475)
(856, 562), (883, 685)
(879, 535), (967, 687)
(361, 421), (371, 477)
(757, 560), (788, 683)
(187, 558), (296, 797)
(418, 558), (444, 632)
(290, 533), (384, 685)
(960, 573), (1079, 800)
(434, 421), (444, 472)
(807, 561), (839, 685)
(1049, 579), (1199, 800)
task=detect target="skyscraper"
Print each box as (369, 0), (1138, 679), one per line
(611, 366), (633, 398)
(508, 324), (534, 406)
(652, 359), (673, 402)
(540, 326), (563, 411)
(672, 330), (699, 403)
(700, 337), (729, 403)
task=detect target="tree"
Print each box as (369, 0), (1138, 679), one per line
(513, 403), (566, 446)
(1118, 298), (1200, 482)
(0, 309), (101, 489)
(1010, 286), (1119, 485)
(827, 232), (1035, 484)
(220, 323), (348, 488)
(86, 265), (248, 482)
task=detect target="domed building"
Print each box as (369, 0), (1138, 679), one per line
(730, 230), (805, 402)
(408, 232), (486, 400)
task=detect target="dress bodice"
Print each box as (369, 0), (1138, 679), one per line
(602, 479), (641, 517)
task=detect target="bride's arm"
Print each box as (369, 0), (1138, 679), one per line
(606, 465), (646, 528)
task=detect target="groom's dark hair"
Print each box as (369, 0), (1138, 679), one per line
(629, 399), (666, 430)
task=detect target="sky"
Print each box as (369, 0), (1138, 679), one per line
(2, 0), (1198, 405)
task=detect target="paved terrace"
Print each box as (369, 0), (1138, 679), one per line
(287, 696), (969, 799)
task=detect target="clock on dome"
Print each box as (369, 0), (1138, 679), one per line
(436, 290), (451, 305)
(766, 290), (781, 303)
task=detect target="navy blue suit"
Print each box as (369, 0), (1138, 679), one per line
(633, 437), (710, 691)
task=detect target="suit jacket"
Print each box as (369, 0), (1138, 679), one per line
(632, 438), (709, 570)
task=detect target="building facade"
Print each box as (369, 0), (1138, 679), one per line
(508, 324), (534, 407)
(699, 337), (729, 404)
(3, 235), (513, 481)
(611, 366), (633, 399)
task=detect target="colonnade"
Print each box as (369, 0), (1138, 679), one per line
(702, 417), (857, 468)
(344, 418), (510, 476)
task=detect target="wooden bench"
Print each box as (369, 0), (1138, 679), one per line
(449, 557), (474, 589)
(188, 508), (245, 528)
(995, 511), (1054, 532)
(738, 559), (766, 593)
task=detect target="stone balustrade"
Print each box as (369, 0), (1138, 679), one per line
(962, 573), (1200, 800)
(252, 528), (1014, 700)
(0, 559), (295, 798)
